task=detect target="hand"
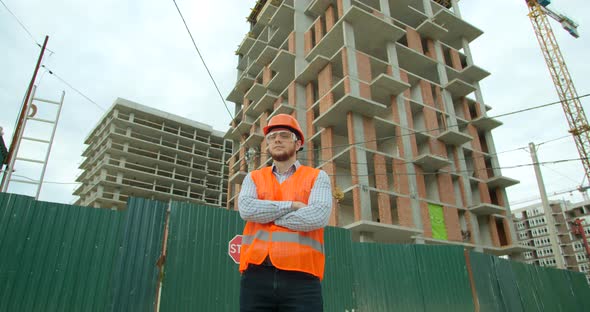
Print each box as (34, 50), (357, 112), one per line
(291, 201), (306, 210)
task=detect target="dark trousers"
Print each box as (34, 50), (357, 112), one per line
(240, 264), (323, 312)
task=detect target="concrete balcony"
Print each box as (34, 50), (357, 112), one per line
(244, 132), (264, 148)
(253, 46), (279, 71)
(461, 65), (490, 83)
(268, 103), (296, 119)
(313, 92), (388, 129)
(483, 244), (536, 256)
(437, 129), (472, 146)
(268, 50), (296, 93)
(432, 9), (483, 50)
(445, 64), (490, 85)
(268, 2), (294, 47)
(251, 91), (279, 114)
(471, 116), (503, 131)
(235, 119), (254, 137)
(470, 202), (505, 215)
(256, 1), (278, 26)
(413, 154), (451, 171)
(445, 78), (476, 99)
(236, 36), (255, 55)
(295, 54), (331, 85)
(227, 75), (255, 103)
(374, 116), (399, 139)
(305, 0), (332, 17)
(370, 73), (410, 99)
(269, 0), (294, 29)
(229, 171), (248, 185)
(223, 126), (240, 141)
(306, 6), (405, 62)
(388, 0), (430, 28)
(345, 220), (422, 243)
(244, 83), (266, 104)
(487, 175), (519, 189)
(416, 18), (448, 41)
(395, 43), (439, 85)
(244, 39), (268, 63)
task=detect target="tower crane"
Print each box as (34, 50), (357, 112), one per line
(525, 0), (590, 183)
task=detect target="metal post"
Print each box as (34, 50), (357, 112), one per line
(529, 142), (565, 269)
(1, 87), (37, 192)
(1, 35), (49, 191)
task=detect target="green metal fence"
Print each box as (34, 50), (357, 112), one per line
(0, 193), (126, 311)
(1, 193), (589, 311)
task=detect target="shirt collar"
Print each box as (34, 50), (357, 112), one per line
(272, 160), (301, 174)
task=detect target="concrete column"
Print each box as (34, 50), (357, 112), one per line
(379, 0), (390, 16)
(386, 43), (423, 231)
(433, 40), (460, 131)
(421, 0), (433, 16)
(294, 0), (314, 145)
(342, 21), (372, 221)
(451, 0), (461, 17)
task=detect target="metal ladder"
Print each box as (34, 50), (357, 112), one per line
(2, 85), (65, 199)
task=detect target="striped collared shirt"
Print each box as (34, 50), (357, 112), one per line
(238, 160), (332, 232)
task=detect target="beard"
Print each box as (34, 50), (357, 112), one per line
(270, 145), (296, 161)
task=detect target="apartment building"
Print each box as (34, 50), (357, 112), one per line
(564, 201), (590, 283)
(75, 98), (231, 209)
(225, 0), (524, 254)
(512, 200), (590, 283)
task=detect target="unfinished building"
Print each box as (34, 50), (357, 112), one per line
(225, 0), (524, 254)
(512, 200), (590, 283)
(75, 98), (231, 209)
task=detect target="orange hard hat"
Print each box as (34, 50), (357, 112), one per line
(263, 114), (305, 145)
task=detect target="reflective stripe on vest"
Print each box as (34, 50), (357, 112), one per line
(242, 230), (324, 254)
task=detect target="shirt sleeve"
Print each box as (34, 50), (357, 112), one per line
(274, 170), (332, 232)
(238, 172), (293, 224)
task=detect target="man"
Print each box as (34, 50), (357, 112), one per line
(238, 114), (332, 312)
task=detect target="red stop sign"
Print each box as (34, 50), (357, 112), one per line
(228, 235), (242, 264)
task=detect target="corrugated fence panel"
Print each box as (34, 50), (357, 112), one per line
(535, 266), (580, 312)
(323, 227), (356, 312)
(493, 257), (524, 312)
(159, 201), (245, 312)
(566, 270), (590, 311)
(0, 193), (126, 312)
(353, 243), (424, 312)
(415, 245), (474, 312)
(110, 197), (168, 312)
(469, 251), (507, 312)
(511, 260), (542, 312)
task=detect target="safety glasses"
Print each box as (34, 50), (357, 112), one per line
(265, 130), (297, 141)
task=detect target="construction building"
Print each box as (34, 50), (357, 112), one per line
(512, 200), (590, 283)
(224, 0), (525, 254)
(74, 98), (232, 209)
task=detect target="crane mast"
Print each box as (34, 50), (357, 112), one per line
(526, 0), (590, 183)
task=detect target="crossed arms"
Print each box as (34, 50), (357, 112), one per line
(238, 171), (332, 232)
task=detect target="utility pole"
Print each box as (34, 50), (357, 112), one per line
(0, 36), (49, 192)
(529, 142), (565, 269)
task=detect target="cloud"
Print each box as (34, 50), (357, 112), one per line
(1, 0), (589, 207)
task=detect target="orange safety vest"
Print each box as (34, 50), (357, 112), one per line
(239, 165), (326, 280)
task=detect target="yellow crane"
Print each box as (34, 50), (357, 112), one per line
(525, 0), (590, 182)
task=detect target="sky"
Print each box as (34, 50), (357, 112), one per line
(1, 0), (589, 209)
